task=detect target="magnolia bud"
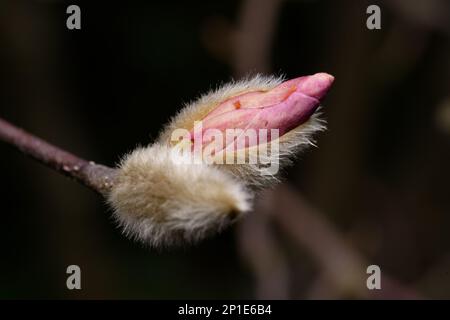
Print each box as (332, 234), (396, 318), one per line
(108, 74), (334, 247)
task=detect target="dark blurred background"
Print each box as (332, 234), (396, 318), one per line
(0, 0), (449, 299)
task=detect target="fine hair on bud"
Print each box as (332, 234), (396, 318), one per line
(108, 144), (252, 247)
(108, 73), (333, 247)
(159, 74), (328, 189)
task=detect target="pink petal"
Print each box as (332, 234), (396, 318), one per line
(192, 73), (334, 149)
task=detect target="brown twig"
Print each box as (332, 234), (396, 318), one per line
(0, 117), (116, 195)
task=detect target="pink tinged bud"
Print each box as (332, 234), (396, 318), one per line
(191, 73), (334, 150)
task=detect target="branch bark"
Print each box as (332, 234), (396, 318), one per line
(0, 117), (116, 195)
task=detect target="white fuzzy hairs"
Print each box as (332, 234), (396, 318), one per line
(107, 75), (325, 247)
(109, 145), (252, 247)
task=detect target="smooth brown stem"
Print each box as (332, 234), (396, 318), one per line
(0, 117), (117, 195)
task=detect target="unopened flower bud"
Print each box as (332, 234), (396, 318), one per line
(108, 73), (334, 247)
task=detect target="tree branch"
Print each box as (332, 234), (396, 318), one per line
(0, 117), (116, 195)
